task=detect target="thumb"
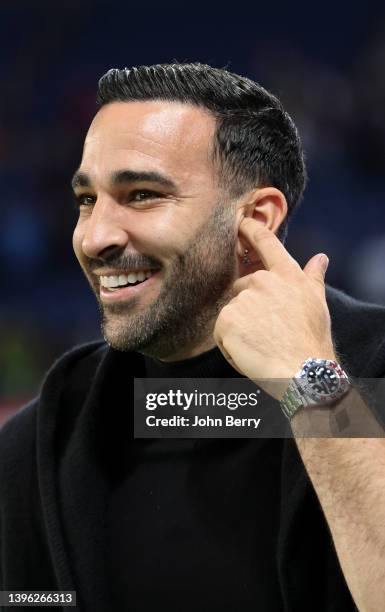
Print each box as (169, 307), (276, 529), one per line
(303, 253), (329, 289)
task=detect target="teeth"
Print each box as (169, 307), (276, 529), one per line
(127, 273), (137, 283)
(100, 270), (155, 289)
(106, 275), (120, 288)
(107, 276), (118, 287)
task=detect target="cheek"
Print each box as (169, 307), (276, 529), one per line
(146, 207), (206, 252)
(133, 210), (190, 257)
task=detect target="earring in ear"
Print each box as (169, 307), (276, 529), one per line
(243, 249), (251, 265)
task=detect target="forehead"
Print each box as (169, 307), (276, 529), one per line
(81, 100), (216, 183)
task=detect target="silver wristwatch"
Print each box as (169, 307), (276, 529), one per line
(280, 358), (351, 420)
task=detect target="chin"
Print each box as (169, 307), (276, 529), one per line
(100, 317), (148, 353)
(102, 332), (134, 353)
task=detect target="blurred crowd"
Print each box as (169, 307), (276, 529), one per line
(1, 4), (385, 417)
(256, 27), (385, 298)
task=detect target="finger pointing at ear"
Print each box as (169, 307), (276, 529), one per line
(238, 218), (300, 274)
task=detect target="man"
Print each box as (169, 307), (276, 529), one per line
(1, 62), (385, 611)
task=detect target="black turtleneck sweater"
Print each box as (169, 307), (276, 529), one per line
(105, 346), (284, 611)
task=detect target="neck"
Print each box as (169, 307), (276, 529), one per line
(160, 336), (217, 363)
(139, 334), (217, 363)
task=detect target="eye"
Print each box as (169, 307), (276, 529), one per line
(74, 193), (96, 208)
(131, 190), (161, 202)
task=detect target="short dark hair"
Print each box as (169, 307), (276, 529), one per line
(97, 62), (307, 241)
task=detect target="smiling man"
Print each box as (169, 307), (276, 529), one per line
(1, 63), (385, 612)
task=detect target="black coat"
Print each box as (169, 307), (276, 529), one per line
(1, 286), (385, 612)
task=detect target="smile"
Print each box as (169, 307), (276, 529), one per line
(100, 270), (155, 290)
(99, 270), (160, 301)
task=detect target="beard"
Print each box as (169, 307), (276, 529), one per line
(93, 201), (238, 359)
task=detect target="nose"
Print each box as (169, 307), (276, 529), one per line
(81, 196), (129, 259)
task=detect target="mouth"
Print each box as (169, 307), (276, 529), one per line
(99, 269), (161, 302)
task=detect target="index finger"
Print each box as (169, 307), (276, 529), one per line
(239, 218), (298, 272)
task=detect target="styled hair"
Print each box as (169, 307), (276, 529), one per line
(97, 62), (307, 241)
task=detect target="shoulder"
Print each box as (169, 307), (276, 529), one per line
(0, 340), (108, 476)
(326, 285), (385, 376)
(326, 284), (385, 326)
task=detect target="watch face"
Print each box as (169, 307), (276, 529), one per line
(301, 359), (345, 401)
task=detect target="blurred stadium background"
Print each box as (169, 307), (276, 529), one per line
(1, 0), (385, 423)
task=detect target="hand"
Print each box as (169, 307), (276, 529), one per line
(213, 219), (336, 397)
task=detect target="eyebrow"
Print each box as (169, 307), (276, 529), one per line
(71, 169), (178, 192)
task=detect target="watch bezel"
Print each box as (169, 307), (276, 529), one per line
(296, 358), (350, 404)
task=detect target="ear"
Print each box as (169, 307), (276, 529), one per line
(235, 187), (288, 262)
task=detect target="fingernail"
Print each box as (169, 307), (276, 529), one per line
(319, 254), (329, 273)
